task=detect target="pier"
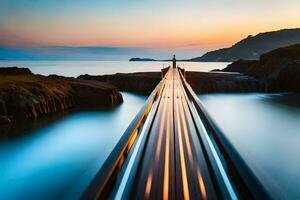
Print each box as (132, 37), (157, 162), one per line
(82, 67), (270, 200)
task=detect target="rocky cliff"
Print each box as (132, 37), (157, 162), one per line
(0, 68), (123, 124)
(222, 43), (300, 92)
(185, 72), (264, 93)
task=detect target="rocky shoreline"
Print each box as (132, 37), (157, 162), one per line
(78, 72), (162, 95)
(3, 44), (299, 125)
(222, 43), (300, 92)
(185, 71), (264, 93)
(0, 67), (123, 124)
(79, 70), (264, 94)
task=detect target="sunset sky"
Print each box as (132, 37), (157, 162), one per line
(1, 0), (300, 51)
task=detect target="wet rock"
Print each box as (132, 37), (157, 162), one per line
(277, 64), (300, 92)
(221, 43), (300, 92)
(222, 60), (259, 74)
(185, 72), (264, 93)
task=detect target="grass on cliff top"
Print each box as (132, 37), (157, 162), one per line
(0, 75), (42, 83)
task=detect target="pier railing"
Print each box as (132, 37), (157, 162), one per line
(81, 76), (166, 200)
(179, 70), (271, 199)
(82, 67), (271, 200)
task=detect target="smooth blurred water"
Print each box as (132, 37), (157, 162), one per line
(0, 92), (147, 200)
(0, 60), (230, 77)
(199, 93), (300, 199)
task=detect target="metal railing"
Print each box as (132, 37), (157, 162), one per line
(81, 77), (166, 200)
(179, 70), (271, 200)
(81, 67), (271, 200)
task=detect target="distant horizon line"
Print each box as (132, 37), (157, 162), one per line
(0, 45), (211, 60)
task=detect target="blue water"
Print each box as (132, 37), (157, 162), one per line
(0, 60), (230, 77)
(0, 92), (147, 200)
(199, 93), (300, 199)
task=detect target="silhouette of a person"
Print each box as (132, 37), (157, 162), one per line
(172, 55), (176, 68)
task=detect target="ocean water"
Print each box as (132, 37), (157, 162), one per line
(2, 60), (298, 199)
(0, 60), (230, 77)
(0, 60), (230, 199)
(199, 93), (300, 199)
(0, 92), (147, 200)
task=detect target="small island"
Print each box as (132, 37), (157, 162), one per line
(129, 58), (157, 62)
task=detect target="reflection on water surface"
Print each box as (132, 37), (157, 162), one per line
(0, 92), (146, 200)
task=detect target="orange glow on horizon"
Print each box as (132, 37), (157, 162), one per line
(1, 0), (300, 50)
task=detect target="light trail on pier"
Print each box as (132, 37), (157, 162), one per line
(82, 67), (270, 200)
(130, 68), (217, 199)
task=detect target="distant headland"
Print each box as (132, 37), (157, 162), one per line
(130, 28), (300, 62)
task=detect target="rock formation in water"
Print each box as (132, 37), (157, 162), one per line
(185, 72), (264, 93)
(79, 69), (262, 95)
(222, 43), (300, 92)
(78, 72), (162, 95)
(0, 67), (123, 125)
